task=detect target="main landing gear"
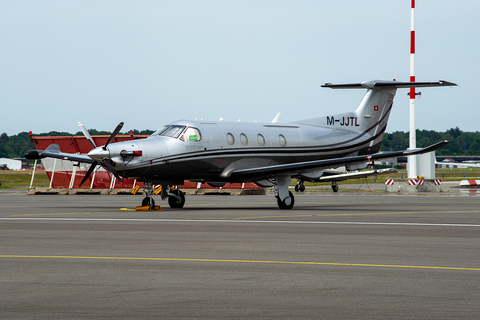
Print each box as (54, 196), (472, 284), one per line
(141, 182), (186, 209)
(294, 180), (305, 192)
(331, 181), (339, 193)
(275, 175), (295, 210)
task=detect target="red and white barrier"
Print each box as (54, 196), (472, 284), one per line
(385, 179), (394, 185)
(459, 180), (480, 186)
(434, 180), (441, 185)
(408, 179), (424, 186)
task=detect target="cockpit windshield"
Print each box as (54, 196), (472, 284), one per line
(161, 125), (186, 138)
(151, 125), (185, 138)
(150, 126), (168, 136)
(150, 125), (202, 142)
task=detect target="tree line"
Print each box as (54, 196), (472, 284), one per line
(1, 127), (479, 159)
(380, 127), (480, 156)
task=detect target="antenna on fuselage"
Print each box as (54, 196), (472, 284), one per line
(272, 113), (281, 124)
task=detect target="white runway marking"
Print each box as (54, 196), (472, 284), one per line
(1, 217), (480, 227)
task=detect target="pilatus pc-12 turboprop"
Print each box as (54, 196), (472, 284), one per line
(25, 80), (456, 209)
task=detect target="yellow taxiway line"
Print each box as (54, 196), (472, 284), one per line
(1, 255), (479, 271)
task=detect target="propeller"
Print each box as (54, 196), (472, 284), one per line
(103, 122), (124, 150)
(78, 122), (97, 148)
(79, 159), (99, 187)
(78, 122), (124, 187)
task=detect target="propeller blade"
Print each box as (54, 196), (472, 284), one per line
(103, 159), (123, 182)
(79, 161), (98, 187)
(78, 122), (97, 148)
(103, 122), (124, 150)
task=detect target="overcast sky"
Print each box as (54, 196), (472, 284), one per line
(1, 0), (476, 135)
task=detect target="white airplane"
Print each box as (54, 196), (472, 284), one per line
(436, 159), (480, 168)
(25, 79), (456, 209)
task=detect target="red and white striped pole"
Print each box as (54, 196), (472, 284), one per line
(408, 0), (417, 178)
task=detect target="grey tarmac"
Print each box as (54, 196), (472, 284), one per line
(1, 191), (480, 319)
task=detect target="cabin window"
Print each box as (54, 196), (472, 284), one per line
(180, 127), (202, 142)
(226, 133), (235, 145)
(279, 134), (286, 147)
(240, 133), (248, 146)
(257, 134), (265, 146)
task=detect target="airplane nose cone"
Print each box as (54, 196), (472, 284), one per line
(88, 147), (110, 161)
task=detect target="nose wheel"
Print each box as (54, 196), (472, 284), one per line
(142, 181), (157, 209)
(142, 196), (155, 208)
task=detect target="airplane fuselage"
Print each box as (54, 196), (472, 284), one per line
(99, 118), (380, 185)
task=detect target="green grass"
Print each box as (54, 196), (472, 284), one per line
(1, 167), (479, 189)
(0, 170), (50, 188)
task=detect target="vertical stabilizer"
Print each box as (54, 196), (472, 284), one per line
(295, 80), (456, 153)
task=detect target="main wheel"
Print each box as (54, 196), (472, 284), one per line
(277, 191), (295, 210)
(168, 190), (185, 209)
(142, 197), (155, 208)
(332, 184), (339, 192)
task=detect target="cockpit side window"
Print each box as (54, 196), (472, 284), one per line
(181, 127), (202, 142)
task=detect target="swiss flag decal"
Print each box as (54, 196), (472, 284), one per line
(374, 105), (379, 111)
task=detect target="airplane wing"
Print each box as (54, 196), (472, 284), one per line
(223, 140), (448, 180)
(24, 144), (95, 164)
(318, 168), (397, 182)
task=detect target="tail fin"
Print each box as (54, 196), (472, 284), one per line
(296, 80), (456, 153)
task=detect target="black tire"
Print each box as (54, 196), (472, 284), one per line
(142, 197), (155, 208)
(277, 191), (295, 210)
(332, 185), (339, 193)
(294, 184), (300, 192)
(299, 185), (305, 192)
(168, 190), (185, 209)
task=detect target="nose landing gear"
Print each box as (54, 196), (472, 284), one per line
(139, 182), (186, 210)
(138, 181), (160, 210)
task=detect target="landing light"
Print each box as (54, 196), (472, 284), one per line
(120, 150), (143, 157)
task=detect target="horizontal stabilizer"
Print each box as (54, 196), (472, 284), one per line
(322, 80), (457, 90)
(24, 144), (94, 164)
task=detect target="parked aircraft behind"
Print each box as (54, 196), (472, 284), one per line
(436, 159), (480, 168)
(25, 79), (456, 209)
